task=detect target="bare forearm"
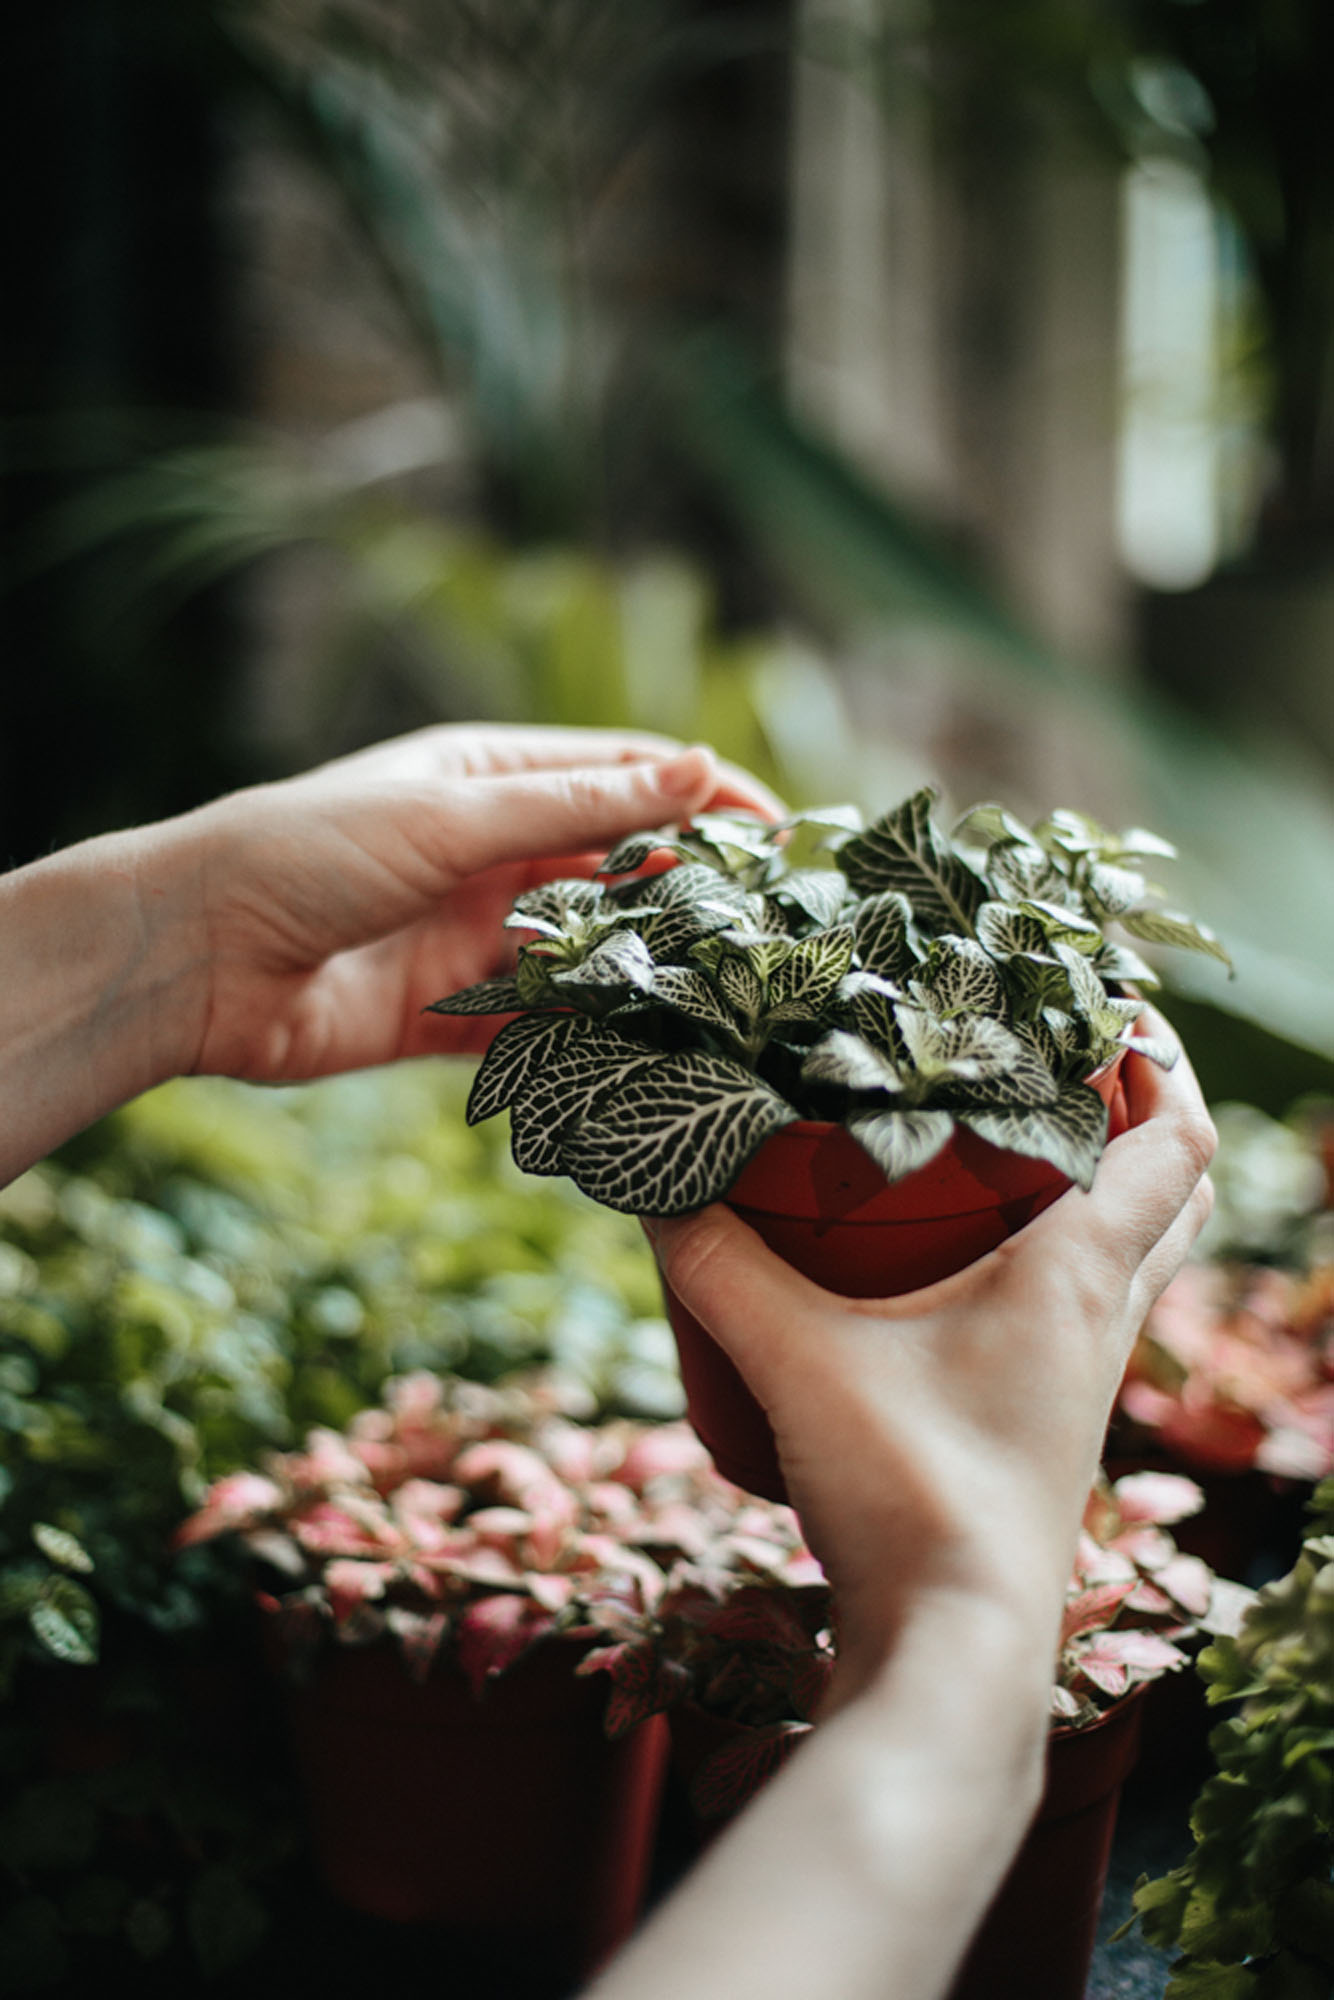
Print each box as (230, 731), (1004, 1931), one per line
(0, 829), (205, 1184)
(590, 1587), (1051, 2000)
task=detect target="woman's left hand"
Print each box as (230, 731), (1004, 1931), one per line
(161, 724), (779, 1082)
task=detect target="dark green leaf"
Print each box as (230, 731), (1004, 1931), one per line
(560, 1055), (798, 1214)
(716, 955), (765, 1021)
(958, 1081), (1109, 1189)
(549, 930), (656, 998)
(914, 938), (1005, 1019)
(31, 1524), (93, 1574)
(466, 1011), (584, 1124)
(837, 789), (986, 936)
(646, 965), (744, 1040)
(509, 879), (605, 928)
(186, 1864), (270, 1979)
(29, 1576), (98, 1665)
(425, 975), (521, 1016)
(852, 890), (921, 981)
(509, 1039), (663, 1177)
(988, 843), (1075, 908)
(599, 828), (677, 876)
(766, 928), (855, 1022)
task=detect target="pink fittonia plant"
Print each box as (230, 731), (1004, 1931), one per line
(1117, 1261), (1334, 1481)
(578, 1467), (1220, 1818)
(175, 1370), (816, 1695)
(1053, 1469), (1217, 1726)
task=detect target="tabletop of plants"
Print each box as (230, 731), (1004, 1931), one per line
(7, 791), (1333, 2000)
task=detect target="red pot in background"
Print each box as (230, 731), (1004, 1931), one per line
(276, 1633), (669, 1983)
(662, 1062), (1128, 1501)
(948, 1690), (1146, 2000)
(667, 1687), (1144, 2000)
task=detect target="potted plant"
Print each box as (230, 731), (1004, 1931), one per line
(1124, 1476), (1334, 1998)
(431, 788), (1229, 1496)
(174, 1371), (783, 1983)
(583, 1465), (1219, 2000)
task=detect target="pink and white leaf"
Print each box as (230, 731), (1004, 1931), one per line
(1111, 1471), (1205, 1526)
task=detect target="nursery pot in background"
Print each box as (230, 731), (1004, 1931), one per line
(668, 1688), (1144, 2000)
(661, 1061), (1128, 1501)
(272, 1629), (669, 1985)
(948, 1688), (1146, 2000)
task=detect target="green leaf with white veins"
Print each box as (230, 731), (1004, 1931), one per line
(846, 975), (904, 1055)
(960, 1083), (1110, 1190)
(599, 828), (678, 877)
(853, 891), (922, 982)
(987, 844), (1077, 909)
(560, 1054), (798, 1214)
(715, 954), (765, 1021)
(1118, 906), (1233, 970)
(803, 1030), (905, 1096)
(467, 1012), (589, 1124)
(1085, 862), (1149, 918)
(897, 1007), (1034, 1088)
(974, 903), (1059, 965)
(952, 802), (1036, 852)
(647, 966), (746, 1041)
(426, 975), (522, 1016)
(509, 1041), (663, 1176)
(550, 931), (656, 1001)
(770, 870), (852, 931)
(913, 938), (1005, 1019)
(29, 1575), (99, 1665)
(766, 929), (855, 1022)
(849, 1107), (955, 1183)
(508, 879), (606, 931)
(838, 789), (986, 936)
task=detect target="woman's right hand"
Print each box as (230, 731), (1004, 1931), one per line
(647, 1022), (1216, 1700)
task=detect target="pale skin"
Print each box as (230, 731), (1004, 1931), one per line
(0, 725), (1216, 2000)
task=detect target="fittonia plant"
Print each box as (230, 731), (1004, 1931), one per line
(430, 789), (1229, 1216)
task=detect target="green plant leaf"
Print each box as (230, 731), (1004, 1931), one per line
(974, 902), (1060, 964)
(1119, 907), (1234, 970)
(466, 1011), (584, 1124)
(959, 1081), (1109, 1189)
(766, 928), (855, 1023)
(549, 930), (656, 1000)
(848, 1107), (955, 1183)
(509, 879), (606, 929)
(898, 1010), (1049, 1098)
(646, 966), (744, 1041)
(28, 1577), (99, 1665)
(951, 802), (1036, 851)
(30, 1524), (93, 1574)
(913, 937), (1005, 1020)
(803, 1030), (904, 1096)
(425, 974), (522, 1015)
(599, 828), (676, 876)
(715, 954), (766, 1022)
(852, 890), (921, 981)
(987, 843), (1076, 909)
(770, 869), (851, 930)
(509, 1037), (663, 1176)
(837, 789), (986, 936)
(1087, 861), (1150, 916)
(560, 1054), (798, 1214)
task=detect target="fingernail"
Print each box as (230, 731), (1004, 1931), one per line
(654, 746), (713, 798)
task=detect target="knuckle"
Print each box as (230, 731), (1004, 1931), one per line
(1179, 1109), (1219, 1181)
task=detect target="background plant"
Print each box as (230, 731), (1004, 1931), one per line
(1127, 1478), (1334, 1999)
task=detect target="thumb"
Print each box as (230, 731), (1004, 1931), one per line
(448, 746), (722, 873)
(647, 1205), (836, 1407)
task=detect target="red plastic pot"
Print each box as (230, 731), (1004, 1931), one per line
(948, 1689), (1146, 2000)
(669, 1689), (1143, 2000)
(661, 1061), (1129, 1500)
(277, 1633), (669, 1981)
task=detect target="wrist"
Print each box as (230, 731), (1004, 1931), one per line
(0, 823), (210, 1181)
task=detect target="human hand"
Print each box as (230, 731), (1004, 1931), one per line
(646, 1027), (1215, 1701)
(140, 724), (781, 1085)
